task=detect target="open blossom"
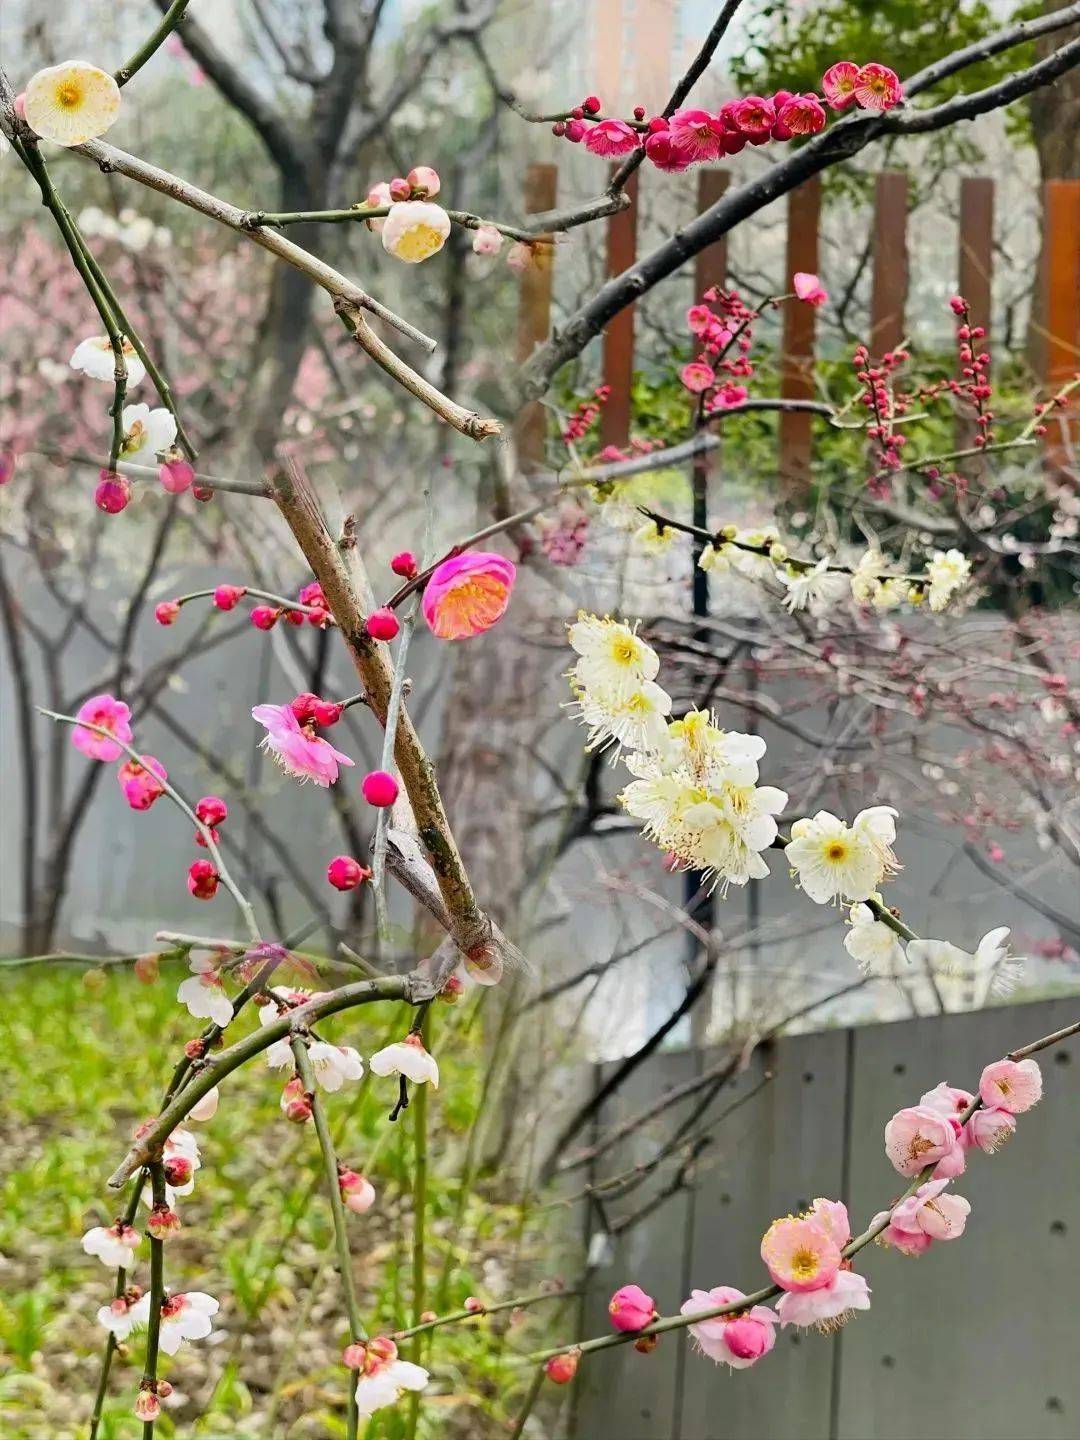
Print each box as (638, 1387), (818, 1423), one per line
(908, 927), (1023, 1005)
(874, 1178), (971, 1258)
(785, 807), (899, 904)
(381, 201), (451, 262)
(252, 702), (354, 786)
(422, 551), (516, 640)
(978, 1058), (1042, 1114)
(681, 1286), (778, 1368)
(575, 677), (673, 755)
(733, 95), (775, 138)
(97, 1288), (143, 1339)
(668, 108), (723, 162)
(778, 556), (847, 615)
(177, 965), (233, 1029)
(775, 1269), (871, 1331)
(681, 358), (715, 394)
(117, 755), (167, 810)
(24, 61), (120, 145)
(708, 381), (749, 411)
(926, 548), (972, 611)
(355, 1357), (429, 1418)
(369, 1033), (439, 1088)
(608, 1283), (656, 1332)
(70, 334), (146, 386)
(822, 61), (860, 110)
(71, 693), (132, 761)
(966, 1105), (1017, 1154)
(884, 1104), (965, 1178)
(793, 271), (828, 306)
(82, 1222), (140, 1269)
(854, 63), (903, 112)
(760, 1215), (841, 1292)
(119, 404), (176, 460)
(777, 93), (827, 135)
(584, 118), (640, 156)
(307, 1041), (365, 1091)
(568, 613), (660, 694)
(843, 901), (907, 975)
(131, 1291), (219, 1356)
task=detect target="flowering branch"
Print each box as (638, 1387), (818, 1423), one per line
(114, 0), (192, 87)
(518, 1018), (1079, 1369)
(137, 1162), (167, 1434)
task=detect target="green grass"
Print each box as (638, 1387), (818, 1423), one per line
(0, 964), (563, 1439)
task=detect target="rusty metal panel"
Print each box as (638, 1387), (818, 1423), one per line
(515, 163), (557, 472)
(779, 177), (822, 497)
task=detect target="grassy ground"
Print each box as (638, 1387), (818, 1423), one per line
(0, 963), (567, 1439)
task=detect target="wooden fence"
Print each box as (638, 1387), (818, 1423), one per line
(568, 996), (1079, 1440)
(516, 166), (1080, 480)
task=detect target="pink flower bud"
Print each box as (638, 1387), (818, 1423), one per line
(464, 1296), (485, 1313)
(362, 770), (399, 807)
(439, 974), (464, 1004)
(159, 457), (195, 493)
(134, 1389), (161, 1422)
(407, 165), (441, 198)
(339, 1168), (377, 1213)
(194, 825), (220, 848)
(155, 600), (181, 625)
(281, 1075), (313, 1123)
(366, 606), (400, 640)
(390, 550), (418, 578)
(95, 471), (131, 514)
(327, 855), (371, 891)
(608, 1284), (656, 1332)
(163, 1154), (193, 1187)
(582, 94), (601, 114)
(343, 1342), (368, 1370)
(283, 606), (306, 627)
(195, 795), (228, 827)
(389, 176), (412, 201)
(545, 1350), (580, 1384)
(563, 120), (585, 143)
(313, 700), (343, 727)
(187, 859), (219, 900)
(192, 484), (214, 502)
(133, 954), (160, 985)
(212, 584), (246, 611)
(290, 691), (321, 724)
(147, 1205), (182, 1241)
(250, 605), (279, 630)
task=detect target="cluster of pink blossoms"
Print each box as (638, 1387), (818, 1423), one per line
(562, 384), (611, 443)
(551, 63), (901, 173)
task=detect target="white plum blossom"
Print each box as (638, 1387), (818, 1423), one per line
(121, 403), (177, 459)
(632, 519), (677, 554)
(568, 613), (660, 694)
(369, 1035), (439, 1088)
(843, 902), (907, 975)
(24, 61), (120, 146)
(381, 201), (451, 262)
(907, 926), (1023, 1005)
(131, 1291), (219, 1356)
(177, 959), (233, 1029)
(355, 1359), (430, 1418)
(779, 557), (848, 615)
(82, 1222), (140, 1269)
(574, 678), (673, 756)
(785, 807), (900, 905)
(70, 335), (145, 387)
(926, 548), (972, 611)
(308, 1041), (365, 1091)
(97, 1293), (142, 1340)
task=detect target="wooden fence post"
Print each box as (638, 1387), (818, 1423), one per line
(1040, 179), (1080, 473)
(600, 170), (639, 450)
(956, 177), (995, 449)
(514, 162), (557, 472)
(870, 170), (909, 355)
(779, 176), (822, 497)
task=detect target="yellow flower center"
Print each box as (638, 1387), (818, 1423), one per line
(825, 840), (848, 862)
(790, 1247), (820, 1280)
(56, 80), (84, 110)
(394, 223), (444, 261)
(611, 637), (638, 665)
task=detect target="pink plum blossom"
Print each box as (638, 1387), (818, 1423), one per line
(421, 551), (516, 640)
(584, 118), (640, 156)
(760, 1215), (841, 1292)
(97, 1289), (142, 1339)
(680, 1286), (778, 1368)
(644, 127), (693, 172)
(668, 108), (723, 163)
(793, 272), (828, 306)
(252, 702), (355, 786)
(777, 93), (827, 135)
(732, 95), (776, 138)
(979, 1058), (1042, 1114)
(95, 471), (131, 513)
(159, 456), (194, 493)
(472, 224), (503, 255)
(406, 165), (441, 198)
(686, 304), (715, 336)
(873, 1178), (971, 1254)
(884, 1104), (965, 1177)
(966, 1106), (1017, 1154)
(708, 381), (749, 410)
(608, 1283), (655, 1332)
(681, 359), (715, 394)
(71, 694), (132, 761)
(339, 1169), (376, 1214)
(821, 61), (860, 110)
(775, 1269), (871, 1331)
(117, 755), (167, 810)
(361, 769), (399, 807)
(854, 63), (903, 112)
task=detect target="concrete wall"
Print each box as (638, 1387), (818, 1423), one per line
(572, 997), (1079, 1440)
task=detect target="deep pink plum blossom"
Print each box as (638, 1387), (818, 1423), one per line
(644, 127), (693, 171)
(794, 271), (828, 306)
(250, 605), (279, 630)
(732, 95), (776, 138)
(584, 118), (640, 156)
(854, 63), (903, 112)
(884, 1104), (965, 1177)
(608, 1283), (655, 1332)
(72, 694), (133, 761)
(686, 304), (715, 336)
(822, 61), (860, 110)
(252, 702), (355, 786)
(775, 1269), (871, 1331)
(681, 359), (715, 394)
(187, 860), (219, 900)
(708, 381), (749, 410)
(421, 552), (516, 640)
(391, 550), (418, 578)
(668, 108), (723, 163)
(760, 1215), (841, 1292)
(118, 756), (167, 810)
(967, 1106), (1017, 1154)
(778, 93), (827, 135)
(979, 1058), (1042, 1114)
(680, 1286), (778, 1368)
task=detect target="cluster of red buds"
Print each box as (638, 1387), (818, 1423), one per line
(681, 288), (761, 411)
(550, 64), (901, 173)
(948, 296), (994, 448)
(853, 342), (912, 496)
(562, 384), (611, 443)
(155, 578), (333, 630)
(186, 794), (229, 901)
